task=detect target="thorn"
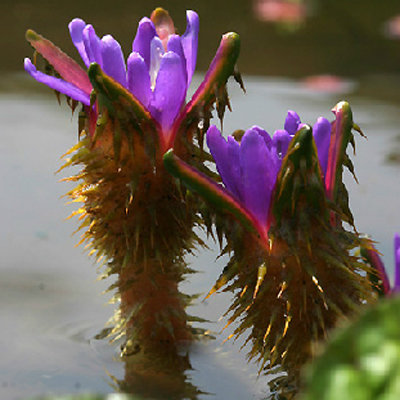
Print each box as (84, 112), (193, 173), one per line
(353, 123), (366, 138)
(277, 281), (288, 299)
(312, 275), (324, 294)
(222, 333), (234, 343)
(253, 263), (267, 299)
(263, 323), (272, 343)
(233, 67), (246, 93)
(282, 315), (292, 338)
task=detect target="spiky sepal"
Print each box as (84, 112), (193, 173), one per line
(62, 120), (208, 395)
(63, 128), (202, 349)
(172, 32), (243, 172)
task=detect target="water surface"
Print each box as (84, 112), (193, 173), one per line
(1, 73), (400, 399)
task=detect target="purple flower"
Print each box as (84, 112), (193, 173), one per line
(24, 9), (199, 134)
(206, 111), (332, 238)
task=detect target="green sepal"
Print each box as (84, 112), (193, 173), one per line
(87, 63), (159, 160)
(271, 125), (328, 243)
(163, 149), (259, 237)
(302, 295), (400, 400)
(325, 101), (355, 202)
(172, 32), (242, 143)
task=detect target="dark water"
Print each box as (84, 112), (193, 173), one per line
(1, 1), (400, 399)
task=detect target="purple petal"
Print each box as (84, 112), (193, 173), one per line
(227, 136), (243, 200)
(132, 17), (157, 69)
(167, 35), (187, 85)
(149, 36), (165, 89)
(240, 129), (277, 229)
(101, 35), (127, 87)
(24, 58), (90, 105)
(394, 233), (400, 291)
(272, 129), (291, 160)
(206, 126), (241, 200)
(68, 18), (90, 67)
(83, 25), (103, 66)
(127, 52), (152, 108)
(313, 117), (332, 177)
(251, 125), (272, 149)
(284, 110), (301, 135)
(181, 10), (199, 86)
(150, 51), (187, 132)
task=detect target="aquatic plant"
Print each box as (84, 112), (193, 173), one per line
(25, 7), (241, 381)
(164, 101), (378, 398)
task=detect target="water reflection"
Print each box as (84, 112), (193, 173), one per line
(117, 345), (200, 399)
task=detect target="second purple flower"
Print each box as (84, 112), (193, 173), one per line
(206, 110), (331, 240)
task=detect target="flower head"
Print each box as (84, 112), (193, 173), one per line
(205, 111), (331, 240)
(25, 9), (199, 134)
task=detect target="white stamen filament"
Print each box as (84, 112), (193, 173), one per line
(149, 36), (165, 90)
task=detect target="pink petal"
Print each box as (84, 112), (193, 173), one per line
(26, 29), (92, 94)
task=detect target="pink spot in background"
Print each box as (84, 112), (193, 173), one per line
(301, 74), (356, 94)
(253, 0), (306, 24)
(384, 15), (400, 39)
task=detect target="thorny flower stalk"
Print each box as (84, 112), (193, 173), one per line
(25, 8), (242, 397)
(164, 102), (378, 399)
